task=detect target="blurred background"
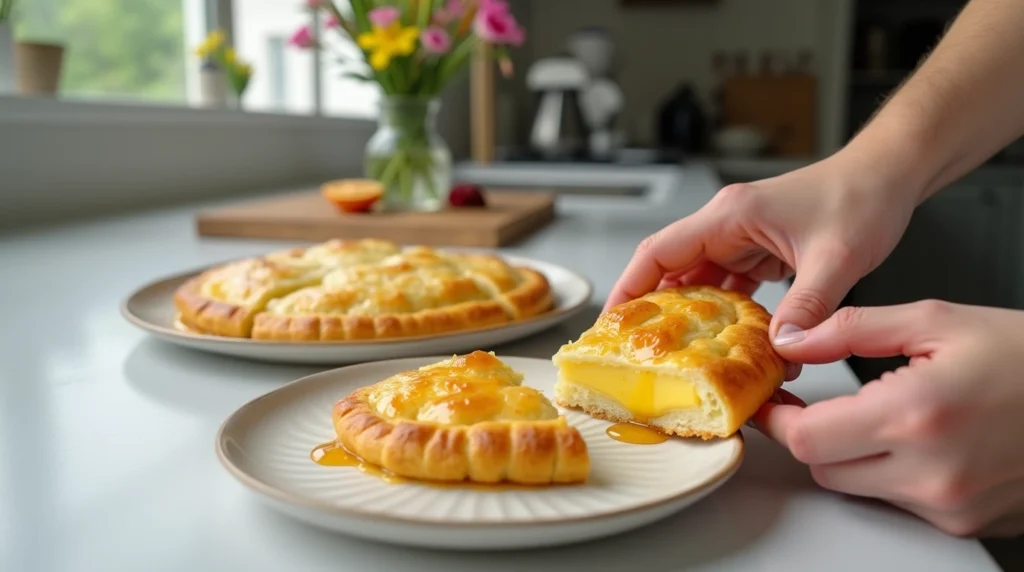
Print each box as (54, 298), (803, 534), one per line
(3, 0), (1024, 389)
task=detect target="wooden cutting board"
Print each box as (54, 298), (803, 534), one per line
(195, 189), (556, 247)
(721, 74), (817, 157)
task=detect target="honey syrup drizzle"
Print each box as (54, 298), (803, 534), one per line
(310, 441), (576, 491)
(605, 422), (669, 445)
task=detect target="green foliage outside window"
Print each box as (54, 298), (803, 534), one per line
(13, 0), (186, 102)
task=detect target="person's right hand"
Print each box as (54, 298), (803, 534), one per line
(605, 155), (918, 364)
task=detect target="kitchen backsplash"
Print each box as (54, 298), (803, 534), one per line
(507, 0), (847, 155)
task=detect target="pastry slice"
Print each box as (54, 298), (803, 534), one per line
(552, 286), (785, 439)
(251, 249), (510, 341)
(174, 257), (325, 337)
(332, 351), (590, 484)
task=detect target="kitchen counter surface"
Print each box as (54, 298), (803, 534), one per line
(0, 161), (1000, 571)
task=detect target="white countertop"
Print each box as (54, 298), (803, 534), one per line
(0, 161), (999, 571)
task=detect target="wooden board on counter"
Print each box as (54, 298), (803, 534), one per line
(721, 74), (817, 157)
(195, 189), (556, 247)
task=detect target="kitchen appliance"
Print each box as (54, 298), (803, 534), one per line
(526, 56), (591, 160)
(580, 78), (625, 160)
(656, 82), (708, 155)
(564, 27), (615, 78)
(564, 27), (626, 160)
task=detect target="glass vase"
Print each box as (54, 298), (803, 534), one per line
(364, 96), (452, 212)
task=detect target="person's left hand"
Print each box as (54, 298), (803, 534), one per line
(754, 299), (1024, 537)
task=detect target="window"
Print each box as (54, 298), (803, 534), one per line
(7, 0), (378, 118)
(233, 0), (378, 117)
(12, 0), (192, 105)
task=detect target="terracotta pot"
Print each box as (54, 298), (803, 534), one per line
(16, 41), (64, 96)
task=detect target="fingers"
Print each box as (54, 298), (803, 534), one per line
(722, 273), (760, 296)
(751, 402), (804, 449)
(809, 454), (907, 501)
(658, 261), (729, 292)
(754, 387), (893, 465)
(604, 215), (710, 311)
(770, 245), (864, 340)
(772, 300), (953, 364)
(786, 393), (893, 464)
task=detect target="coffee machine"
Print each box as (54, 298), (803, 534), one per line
(525, 27), (625, 162)
(526, 56), (591, 160)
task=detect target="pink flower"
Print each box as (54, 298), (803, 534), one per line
(368, 6), (400, 29)
(473, 0), (525, 46)
(306, 0), (325, 7)
(325, 15), (339, 28)
(434, 0), (466, 25)
(420, 26), (451, 54)
(288, 25), (316, 49)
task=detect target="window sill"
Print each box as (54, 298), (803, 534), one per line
(0, 94), (376, 128)
(0, 95), (379, 230)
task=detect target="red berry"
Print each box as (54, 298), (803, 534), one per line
(449, 184), (486, 207)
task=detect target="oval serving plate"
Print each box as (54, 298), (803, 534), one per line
(120, 255), (592, 365)
(215, 356), (745, 551)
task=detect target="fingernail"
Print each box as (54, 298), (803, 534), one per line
(773, 323), (806, 346)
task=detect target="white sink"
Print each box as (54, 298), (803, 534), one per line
(452, 161), (683, 210)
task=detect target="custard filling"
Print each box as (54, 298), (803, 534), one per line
(557, 362), (701, 419)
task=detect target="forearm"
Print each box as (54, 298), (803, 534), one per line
(838, 0), (1024, 205)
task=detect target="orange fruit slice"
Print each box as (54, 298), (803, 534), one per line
(321, 179), (384, 213)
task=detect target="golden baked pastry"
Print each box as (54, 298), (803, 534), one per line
(332, 351), (590, 484)
(173, 239), (553, 341)
(552, 286), (785, 439)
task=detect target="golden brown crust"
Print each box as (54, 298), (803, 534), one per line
(552, 286), (785, 439)
(174, 239), (556, 342)
(251, 301), (511, 341)
(332, 351), (590, 484)
(173, 274), (254, 338)
(501, 267), (554, 319)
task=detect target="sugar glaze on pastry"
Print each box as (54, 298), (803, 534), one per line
(332, 351), (590, 484)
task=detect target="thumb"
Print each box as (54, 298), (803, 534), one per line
(771, 302), (950, 364)
(770, 246), (862, 345)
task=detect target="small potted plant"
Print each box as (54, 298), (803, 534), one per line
(195, 29), (254, 108)
(0, 0), (16, 94)
(292, 0), (524, 212)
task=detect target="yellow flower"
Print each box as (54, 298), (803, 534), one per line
(195, 29), (226, 58)
(224, 47), (237, 64)
(357, 22), (419, 70)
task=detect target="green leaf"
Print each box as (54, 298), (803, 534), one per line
(341, 71), (374, 82)
(417, 0), (433, 30)
(349, 0), (372, 34)
(435, 35), (476, 87)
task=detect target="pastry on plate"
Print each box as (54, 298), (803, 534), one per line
(552, 286), (785, 439)
(332, 351), (590, 484)
(173, 257), (327, 338)
(173, 239), (553, 340)
(252, 246), (551, 341)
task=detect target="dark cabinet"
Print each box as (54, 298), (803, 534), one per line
(842, 168), (1024, 382)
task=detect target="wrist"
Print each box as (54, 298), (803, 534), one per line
(833, 116), (941, 207)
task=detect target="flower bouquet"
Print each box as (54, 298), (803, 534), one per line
(195, 29), (254, 105)
(294, 0), (525, 212)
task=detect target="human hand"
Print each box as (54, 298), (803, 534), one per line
(605, 156), (916, 359)
(755, 300), (1024, 537)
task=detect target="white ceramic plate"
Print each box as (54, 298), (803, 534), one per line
(120, 255), (592, 365)
(215, 356), (745, 550)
